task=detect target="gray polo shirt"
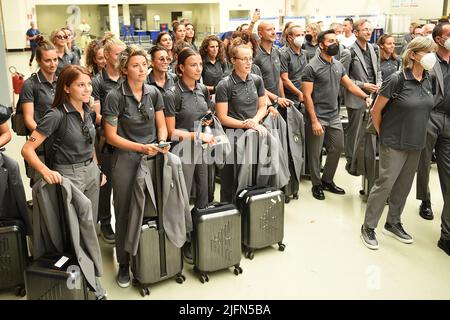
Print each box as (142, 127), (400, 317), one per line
(379, 70), (435, 150)
(303, 42), (318, 61)
(164, 81), (211, 132)
(36, 102), (95, 165)
(301, 55), (347, 121)
(56, 51), (79, 76)
(434, 54), (450, 114)
(202, 57), (230, 87)
(103, 81), (164, 144)
(280, 46), (308, 101)
(254, 45), (281, 96)
(19, 71), (57, 122)
(215, 72), (265, 121)
(147, 70), (178, 94)
(380, 57), (401, 81)
(92, 68), (124, 112)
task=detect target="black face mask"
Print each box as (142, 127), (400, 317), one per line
(305, 34), (313, 43)
(325, 43), (339, 56)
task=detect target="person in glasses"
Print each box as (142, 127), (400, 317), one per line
(22, 65), (105, 224)
(50, 28), (79, 76)
(85, 39), (106, 77)
(102, 45), (169, 288)
(164, 47), (215, 263)
(91, 33), (126, 244)
(19, 37), (58, 186)
(155, 32), (174, 70)
(62, 27), (82, 62)
(147, 45), (178, 95)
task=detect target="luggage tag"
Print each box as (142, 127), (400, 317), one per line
(54, 256), (70, 269)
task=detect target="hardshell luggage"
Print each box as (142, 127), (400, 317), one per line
(191, 203), (242, 283)
(130, 155), (185, 297)
(0, 219), (28, 297)
(24, 255), (95, 300)
(237, 186), (286, 260)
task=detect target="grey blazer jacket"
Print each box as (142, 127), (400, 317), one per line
(341, 42), (382, 109)
(32, 178), (103, 295)
(0, 152), (32, 235)
(286, 106), (306, 178)
(125, 153), (192, 256)
(431, 53), (444, 107)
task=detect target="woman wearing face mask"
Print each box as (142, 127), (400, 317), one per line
(360, 37), (437, 251)
(378, 34), (402, 80)
(304, 23), (321, 61)
(199, 35), (229, 95)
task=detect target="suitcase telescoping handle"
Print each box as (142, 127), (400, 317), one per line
(55, 183), (72, 254)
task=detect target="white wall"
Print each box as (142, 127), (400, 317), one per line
(1, 0), (32, 49)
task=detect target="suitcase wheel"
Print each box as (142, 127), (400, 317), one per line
(200, 273), (209, 284)
(233, 266), (243, 275)
(245, 250), (254, 260)
(359, 190), (366, 195)
(176, 273), (186, 284)
(14, 285), (26, 298)
(278, 242), (286, 252)
(139, 286), (150, 297)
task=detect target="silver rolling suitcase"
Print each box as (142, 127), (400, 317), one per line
(191, 203), (242, 283)
(237, 186), (286, 260)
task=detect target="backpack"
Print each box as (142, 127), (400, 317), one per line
(11, 73), (41, 136)
(169, 82), (210, 113)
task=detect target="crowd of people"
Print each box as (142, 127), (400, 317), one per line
(3, 14), (449, 292)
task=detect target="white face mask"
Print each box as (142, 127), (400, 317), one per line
(419, 52), (437, 71)
(336, 34), (345, 43)
(293, 36), (305, 48)
(444, 38), (450, 51)
(426, 34), (433, 40)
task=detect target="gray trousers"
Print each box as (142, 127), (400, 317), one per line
(345, 107), (365, 165)
(416, 111), (450, 239)
(182, 163), (208, 209)
(97, 151), (113, 226)
(111, 150), (142, 265)
(305, 116), (344, 187)
(54, 160), (100, 224)
(364, 145), (421, 229)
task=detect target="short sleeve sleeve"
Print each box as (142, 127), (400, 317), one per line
(102, 89), (121, 117)
(280, 50), (290, 74)
(254, 75), (266, 97)
(35, 108), (63, 137)
(301, 65), (315, 83)
(163, 90), (177, 117)
(379, 72), (400, 100)
(214, 79), (231, 103)
(91, 75), (103, 102)
(19, 78), (35, 104)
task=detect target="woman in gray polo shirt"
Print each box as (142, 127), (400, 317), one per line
(361, 37), (437, 250)
(199, 35), (229, 96)
(147, 45), (178, 95)
(22, 64), (105, 236)
(216, 44), (271, 203)
(50, 28), (79, 76)
(102, 45), (169, 288)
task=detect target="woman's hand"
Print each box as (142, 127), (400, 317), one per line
(200, 132), (217, 146)
(100, 173), (107, 187)
(141, 144), (161, 156)
(255, 124), (268, 137)
(267, 106), (279, 118)
(243, 118), (258, 129)
(40, 167), (63, 185)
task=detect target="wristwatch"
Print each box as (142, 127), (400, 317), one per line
(274, 96), (279, 105)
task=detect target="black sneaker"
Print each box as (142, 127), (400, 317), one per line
(419, 200), (434, 220)
(183, 242), (193, 264)
(101, 224), (116, 244)
(116, 264), (131, 288)
(383, 222), (413, 244)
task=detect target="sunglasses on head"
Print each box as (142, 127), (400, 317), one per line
(137, 102), (150, 120)
(81, 123), (93, 144)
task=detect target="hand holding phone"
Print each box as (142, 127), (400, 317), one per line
(158, 141), (171, 148)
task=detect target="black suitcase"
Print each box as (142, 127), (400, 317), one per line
(131, 155), (185, 297)
(24, 255), (95, 300)
(237, 186), (286, 260)
(24, 185), (98, 300)
(360, 156), (380, 202)
(0, 218), (28, 297)
(283, 152), (299, 203)
(191, 202), (242, 283)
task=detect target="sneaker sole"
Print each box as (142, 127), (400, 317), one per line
(382, 228), (413, 244)
(116, 278), (131, 288)
(360, 234), (379, 250)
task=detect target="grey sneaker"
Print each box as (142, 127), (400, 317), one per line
(116, 264), (131, 288)
(360, 225), (379, 250)
(383, 222), (413, 244)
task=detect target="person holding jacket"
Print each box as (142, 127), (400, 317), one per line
(360, 37), (437, 250)
(102, 45), (169, 288)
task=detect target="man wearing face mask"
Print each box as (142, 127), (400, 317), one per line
(254, 21), (292, 108)
(415, 23), (450, 256)
(301, 30), (371, 200)
(341, 19), (382, 176)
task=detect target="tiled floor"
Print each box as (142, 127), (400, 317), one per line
(1, 52), (449, 300)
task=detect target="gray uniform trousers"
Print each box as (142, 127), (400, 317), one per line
(305, 116), (345, 187)
(111, 150), (142, 265)
(364, 145), (421, 229)
(54, 160), (100, 224)
(97, 151), (113, 226)
(345, 107), (365, 165)
(416, 111), (450, 239)
(182, 163), (208, 210)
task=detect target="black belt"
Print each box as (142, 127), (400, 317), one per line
(54, 158), (93, 169)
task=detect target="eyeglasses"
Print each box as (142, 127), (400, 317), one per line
(357, 28), (372, 33)
(157, 57), (171, 63)
(235, 57), (253, 63)
(81, 123), (93, 144)
(138, 102), (150, 120)
(55, 35), (68, 40)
